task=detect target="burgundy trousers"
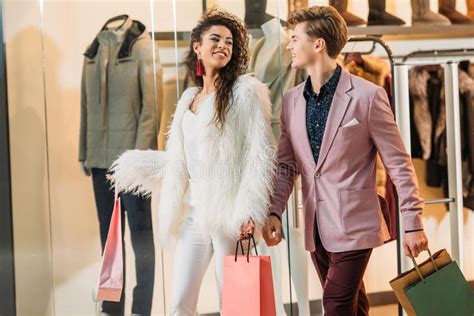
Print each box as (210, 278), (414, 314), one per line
(311, 233), (372, 316)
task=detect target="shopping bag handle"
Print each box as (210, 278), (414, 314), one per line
(234, 234), (258, 263)
(410, 248), (439, 282)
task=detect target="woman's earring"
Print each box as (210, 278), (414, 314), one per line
(196, 57), (205, 76)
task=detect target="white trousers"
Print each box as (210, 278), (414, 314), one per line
(170, 203), (236, 316)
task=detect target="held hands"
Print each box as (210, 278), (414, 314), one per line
(404, 230), (429, 258)
(239, 218), (255, 240)
(262, 215), (282, 246)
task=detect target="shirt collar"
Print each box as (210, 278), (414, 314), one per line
(303, 64), (341, 100)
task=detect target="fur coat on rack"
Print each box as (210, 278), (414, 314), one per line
(409, 66), (474, 160)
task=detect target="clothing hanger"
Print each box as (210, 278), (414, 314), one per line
(103, 14), (128, 30)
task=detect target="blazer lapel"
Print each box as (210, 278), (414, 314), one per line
(293, 84), (317, 172)
(315, 70), (353, 171)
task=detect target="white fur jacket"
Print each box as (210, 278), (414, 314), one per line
(110, 75), (276, 243)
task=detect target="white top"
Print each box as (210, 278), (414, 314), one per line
(182, 110), (201, 181)
(182, 92), (214, 181)
(181, 92), (214, 208)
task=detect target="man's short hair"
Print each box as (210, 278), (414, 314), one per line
(288, 6), (348, 59)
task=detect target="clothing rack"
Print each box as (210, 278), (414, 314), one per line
(338, 36), (413, 316)
(344, 37), (446, 316)
(400, 48), (474, 62)
(349, 39), (468, 316)
(394, 52), (467, 308)
(346, 36), (395, 104)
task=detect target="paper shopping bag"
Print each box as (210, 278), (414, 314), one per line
(390, 249), (474, 315)
(404, 258), (474, 315)
(96, 190), (123, 302)
(222, 236), (276, 316)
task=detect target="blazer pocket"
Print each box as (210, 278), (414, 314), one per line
(339, 188), (380, 235)
(338, 120), (364, 133)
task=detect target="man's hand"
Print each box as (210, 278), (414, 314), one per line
(404, 230), (429, 258)
(262, 215), (283, 246)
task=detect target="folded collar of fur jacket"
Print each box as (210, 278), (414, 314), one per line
(109, 74), (277, 245)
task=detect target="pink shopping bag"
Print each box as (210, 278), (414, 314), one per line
(96, 190), (123, 302)
(222, 235), (276, 316)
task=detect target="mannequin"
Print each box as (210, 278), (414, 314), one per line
(79, 15), (162, 316)
(253, 18), (281, 83)
(285, 178), (311, 316)
(249, 18), (306, 137)
(245, 0), (274, 28)
(251, 18), (310, 316)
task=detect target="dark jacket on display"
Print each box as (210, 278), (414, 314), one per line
(79, 16), (161, 169)
(409, 64), (474, 210)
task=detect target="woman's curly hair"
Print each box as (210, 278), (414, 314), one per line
(184, 8), (249, 131)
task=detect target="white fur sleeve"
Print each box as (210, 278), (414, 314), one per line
(109, 149), (168, 196)
(233, 76), (277, 233)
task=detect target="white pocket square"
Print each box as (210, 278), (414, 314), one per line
(342, 118), (360, 128)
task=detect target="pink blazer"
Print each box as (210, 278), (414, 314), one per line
(270, 69), (424, 252)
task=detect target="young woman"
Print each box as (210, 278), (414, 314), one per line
(109, 9), (275, 315)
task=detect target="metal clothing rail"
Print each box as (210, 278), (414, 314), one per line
(394, 60), (465, 276)
(343, 39), (468, 316)
(400, 48), (474, 62)
(346, 35), (409, 288)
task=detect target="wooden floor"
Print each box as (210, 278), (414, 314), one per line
(312, 304), (399, 316)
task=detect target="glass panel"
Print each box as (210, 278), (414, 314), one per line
(7, 1), (472, 315)
(4, 0), (54, 314)
(36, 0), (163, 314)
(257, 1), (315, 315)
(158, 0), (295, 314)
(151, 0), (181, 314)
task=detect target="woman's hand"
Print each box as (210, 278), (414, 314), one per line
(239, 218), (255, 240)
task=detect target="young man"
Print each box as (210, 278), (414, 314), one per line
(263, 6), (429, 316)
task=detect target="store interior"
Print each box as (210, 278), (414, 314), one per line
(1, 0), (474, 315)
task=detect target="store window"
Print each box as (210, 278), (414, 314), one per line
(2, 1), (473, 315)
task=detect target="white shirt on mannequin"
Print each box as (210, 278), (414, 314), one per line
(253, 18), (288, 82)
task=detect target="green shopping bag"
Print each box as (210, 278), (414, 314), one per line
(404, 250), (474, 316)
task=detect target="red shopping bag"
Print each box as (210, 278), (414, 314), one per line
(96, 190), (123, 302)
(222, 235), (276, 316)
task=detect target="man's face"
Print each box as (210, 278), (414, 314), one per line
(286, 22), (321, 69)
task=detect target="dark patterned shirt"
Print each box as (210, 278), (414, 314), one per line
(304, 65), (341, 164)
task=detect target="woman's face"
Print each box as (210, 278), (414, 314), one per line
(194, 25), (233, 72)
